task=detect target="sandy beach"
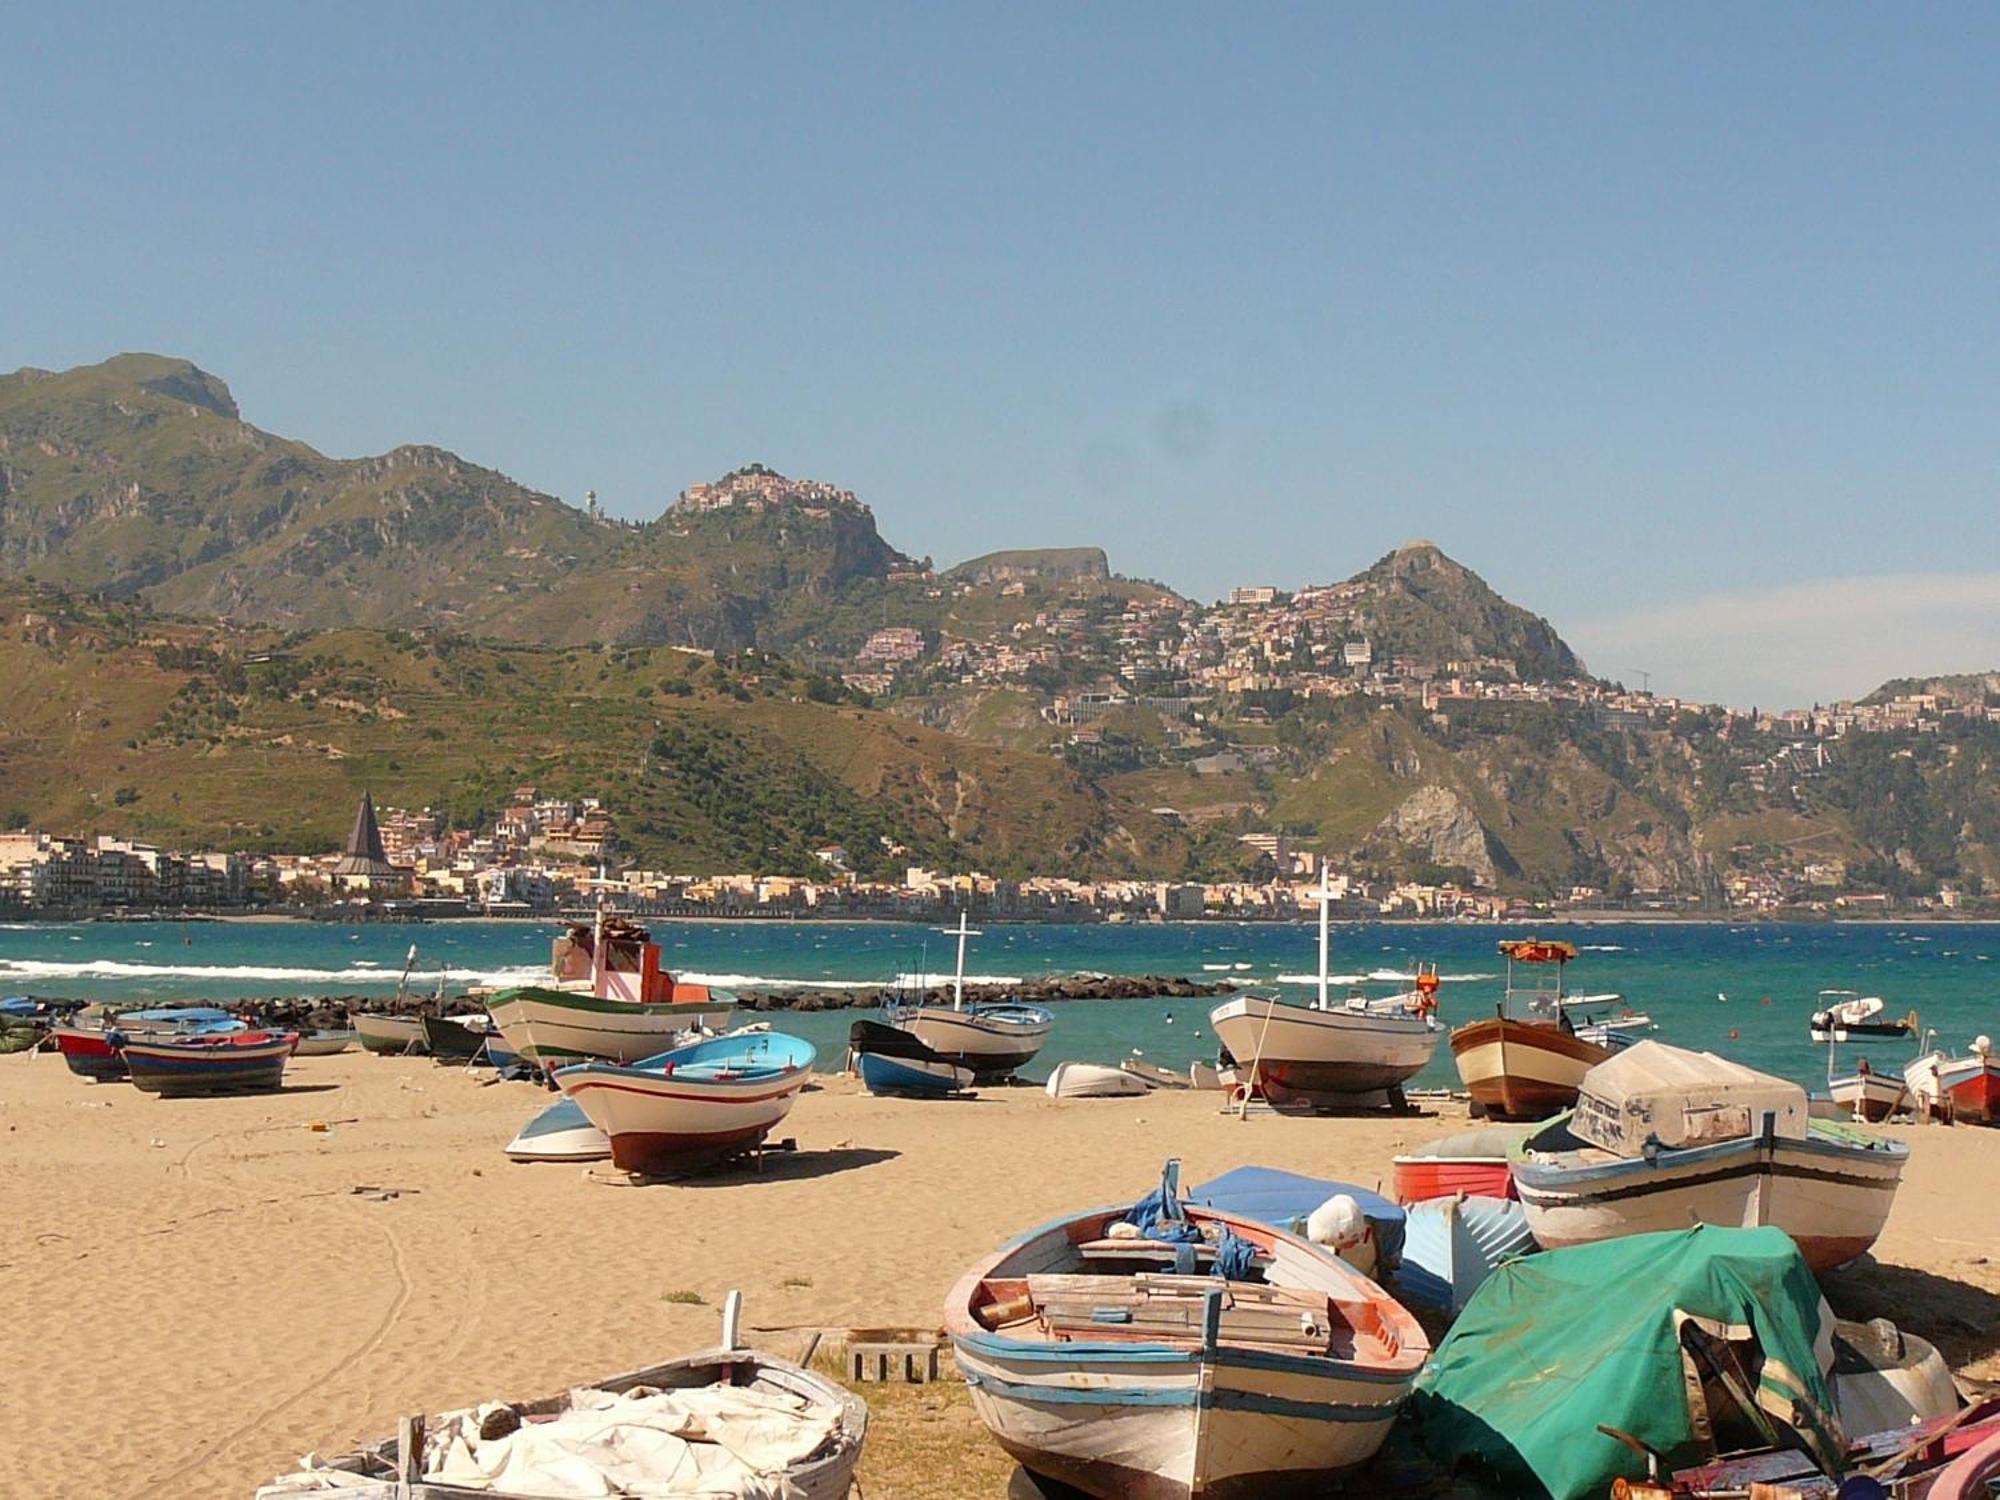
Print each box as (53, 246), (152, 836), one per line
(6, 1049), (2000, 1499)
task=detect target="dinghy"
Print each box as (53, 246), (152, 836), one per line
(1044, 1061), (1149, 1098)
(1826, 1038), (1911, 1122)
(885, 913), (1052, 1081)
(120, 1029), (299, 1096)
(1120, 1054), (1190, 1089)
(554, 1031), (815, 1175)
(1448, 939), (1615, 1120)
(351, 1012), (426, 1056)
(292, 1028), (357, 1057)
(1395, 1194), (1534, 1315)
(945, 1162), (1428, 1499)
(255, 1293), (866, 1499)
(504, 1095), (611, 1163)
(1390, 1124), (1533, 1204)
(1207, 870), (1442, 1110)
(849, 1018), (974, 1097)
(1511, 1042), (1907, 1274)
(488, 914), (734, 1066)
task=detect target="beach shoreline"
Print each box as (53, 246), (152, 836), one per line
(5, 1048), (2000, 1498)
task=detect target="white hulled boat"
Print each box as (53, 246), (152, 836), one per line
(887, 913), (1051, 1081)
(1208, 868), (1442, 1111)
(488, 913), (736, 1066)
(1810, 990), (1917, 1044)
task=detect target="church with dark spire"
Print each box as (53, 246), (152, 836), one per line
(332, 791), (409, 892)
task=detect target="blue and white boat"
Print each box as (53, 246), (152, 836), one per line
(944, 1162), (1429, 1499)
(1395, 1194), (1536, 1315)
(505, 1095), (611, 1163)
(850, 1019), (974, 1097)
(885, 914), (1052, 1081)
(119, 1029), (298, 1096)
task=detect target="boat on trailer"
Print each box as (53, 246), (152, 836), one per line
(488, 913), (735, 1066)
(945, 1161), (1428, 1499)
(554, 1031), (815, 1175)
(120, 1029), (299, 1096)
(1510, 1041), (1907, 1274)
(849, 1017), (974, 1097)
(1448, 939), (1615, 1120)
(886, 913), (1052, 1081)
(1206, 868), (1442, 1111)
(254, 1293), (866, 1499)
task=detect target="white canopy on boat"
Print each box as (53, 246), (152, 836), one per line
(1572, 1040), (1808, 1157)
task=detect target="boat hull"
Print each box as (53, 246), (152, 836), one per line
(897, 1005), (1051, 1081)
(1396, 1194), (1536, 1315)
(352, 1013), (426, 1056)
(1045, 1062), (1149, 1098)
(505, 1096), (611, 1163)
(53, 1025), (129, 1081)
(855, 1050), (973, 1097)
(555, 1036), (814, 1174)
(1209, 996), (1440, 1110)
(1392, 1158), (1515, 1204)
(1939, 1057), (2000, 1125)
(1829, 1070), (1909, 1123)
(488, 987), (729, 1066)
(120, 1032), (298, 1097)
(1512, 1120), (1907, 1274)
(1449, 1018), (1610, 1120)
(293, 1029), (357, 1057)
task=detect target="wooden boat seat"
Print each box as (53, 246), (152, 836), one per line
(1074, 1237), (1271, 1270)
(1025, 1273), (1335, 1353)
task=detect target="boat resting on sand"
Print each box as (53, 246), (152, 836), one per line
(255, 1294), (865, 1499)
(946, 1162), (1428, 1499)
(885, 913), (1053, 1081)
(849, 1018), (974, 1097)
(292, 1028), (356, 1057)
(351, 1012), (426, 1056)
(1906, 1036), (2000, 1125)
(120, 1030), (299, 1096)
(487, 915), (734, 1066)
(1390, 1124), (1533, 1204)
(554, 1032), (815, 1175)
(1510, 1042), (1906, 1274)
(504, 1096), (611, 1163)
(1448, 939), (1613, 1121)
(1045, 1061), (1150, 1098)
(1120, 1055), (1191, 1089)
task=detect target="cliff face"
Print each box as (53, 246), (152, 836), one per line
(947, 547), (1112, 586)
(1345, 540), (1585, 681)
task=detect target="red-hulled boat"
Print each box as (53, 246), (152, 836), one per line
(1390, 1124), (1533, 1204)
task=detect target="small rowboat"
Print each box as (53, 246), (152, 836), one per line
(504, 1096), (610, 1163)
(1120, 1055), (1190, 1089)
(254, 1294), (866, 1499)
(850, 1018), (973, 1097)
(1390, 1124), (1533, 1204)
(946, 1163), (1428, 1498)
(555, 1032), (816, 1175)
(351, 1012), (425, 1056)
(120, 1030), (299, 1096)
(1045, 1061), (1149, 1098)
(54, 1006), (248, 1081)
(1395, 1194), (1535, 1315)
(292, 1028), (357, 1057)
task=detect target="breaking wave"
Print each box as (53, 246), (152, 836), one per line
(1277, 969), (1496, 986)
(0, 958), (551, 987)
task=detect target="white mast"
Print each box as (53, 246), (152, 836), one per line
(1316, 862), (1332, 1011)
(941, 908), (982, 1012)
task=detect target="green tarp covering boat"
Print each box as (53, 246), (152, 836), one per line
(1411, 1225), (1844, 1500)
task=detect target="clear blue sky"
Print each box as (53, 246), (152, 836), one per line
(8, 5), (1998, 706)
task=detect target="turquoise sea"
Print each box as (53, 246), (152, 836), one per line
(3, 918), (1998, 1091)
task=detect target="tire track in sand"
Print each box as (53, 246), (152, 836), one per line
(126, 1215), (414, 1499)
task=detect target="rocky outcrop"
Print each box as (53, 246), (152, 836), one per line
(1377, 784), (1509, 887)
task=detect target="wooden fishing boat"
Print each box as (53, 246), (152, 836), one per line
(1927, 1428), (2000, 1500)
(1390, 1124), (1532, 1203)
(254, 1294), (866, 1499)
(1045, 1061), (1149, 1098)
(52, 1023), (132, 1081)
(945, 1164), (1429, 1498)
(120, 1029), (299, 1096)
(419, 1012), (500, 1064)
(351, 1011), (425, 1056)
(1120, 1055), (1191, 1089)
(1662, 1397), (2000, 1498)
(1448, 938), (1614, 1120)
(886, 914), (1052, 1081)
(504, 1095), (611, 1163)
(554, 1032), (815, 1175)
(1908, 1036), (2000, 1125)
(1189, 1061), (1234, 1091)
(1185, 1166), (1406, 1282)
(1827, 1037), (1911, 1122)
(1207, 872), (1442, 1111)
(1395, 1193), (1535, 1315)
(53, 1005), (248, 1081)
(849, 1018), (974, 1097)
(488, 914), (733, 1066)
(1511, 1043), (1907, 1275)
(292, 1028), (357, 1057)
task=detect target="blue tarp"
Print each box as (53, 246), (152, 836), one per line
(1187, 1165), (1407, 1270)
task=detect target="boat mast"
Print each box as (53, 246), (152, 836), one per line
(952, 909), (971, 1011)
(1316, 862), (1332, 1011)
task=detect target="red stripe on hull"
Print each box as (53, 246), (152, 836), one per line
(1393, 1161), (1516, 1204)
(1946, 1070), (2000, 1125)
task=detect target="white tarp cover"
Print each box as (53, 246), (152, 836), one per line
(259, 1384), (840, 1499)
(1572, 1041), (1807, 1157)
